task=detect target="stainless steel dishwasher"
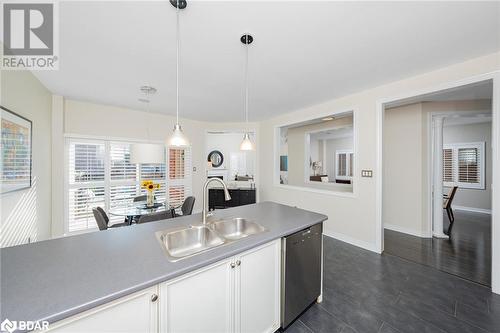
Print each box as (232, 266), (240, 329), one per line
(281, 222), (323, 329)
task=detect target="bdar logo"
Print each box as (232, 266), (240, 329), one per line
(0, 318), (16, 333)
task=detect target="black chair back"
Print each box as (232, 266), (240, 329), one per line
(92, 208), (108, 231)
(137, 210), (174, 224)
(182, 196), (196, 216)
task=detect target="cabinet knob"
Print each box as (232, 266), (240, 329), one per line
(230, 263), (236, 269)
(236, 260), (241, 266)
(151, 294), (158, 302)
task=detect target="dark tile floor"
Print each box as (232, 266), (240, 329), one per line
(286, 235), (500, 333)
(384, 211), (491, 286)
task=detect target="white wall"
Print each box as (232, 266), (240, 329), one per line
(205, 132), (256, 180)
(383, 103), (428, 237)
(259, 52), (499, 252)
(444, 121), (492, 211)
(1, 70), (52, 247)
(50, 99), (257, 237)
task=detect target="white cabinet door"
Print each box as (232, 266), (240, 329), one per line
(43, 286), (158, 333)
(236, 240), (281, 333)
(160, 259), (234, 333)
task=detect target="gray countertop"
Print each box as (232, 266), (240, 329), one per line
(0, 202), (327, 326)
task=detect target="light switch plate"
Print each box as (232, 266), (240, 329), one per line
(361, 170), (373, 177)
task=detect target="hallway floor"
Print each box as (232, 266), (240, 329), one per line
(286, 235), (499, 333)
(384, 210), (491, 286)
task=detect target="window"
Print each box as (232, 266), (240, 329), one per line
(442, 142), (485, 189)
(335, 150), (354, 180)
(66, 138), (191, 233)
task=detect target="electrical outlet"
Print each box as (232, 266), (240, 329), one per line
(361, 170), (373, 178)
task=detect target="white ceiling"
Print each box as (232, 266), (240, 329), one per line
(29, 1), (500, 122)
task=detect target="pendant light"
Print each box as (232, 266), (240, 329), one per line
(130, 86), (164, 164)
(240, 34), (254, 151)
(167, 0), (189, 147)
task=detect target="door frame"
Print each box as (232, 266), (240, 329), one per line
(375, 71), (500, 293)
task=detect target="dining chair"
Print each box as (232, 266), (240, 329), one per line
(181, 196), (196, 216)
(443, 186), (458, 235)
(137, 210), (174, 224)
(93, 207), (128, 230)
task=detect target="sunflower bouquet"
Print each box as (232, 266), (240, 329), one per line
(141, 180), (161, 207)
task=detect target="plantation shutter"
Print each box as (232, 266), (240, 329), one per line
(458, 147), (480, 185)
(1, 116), (31, 191)
(167, 146), (192, 207)
(442, 148), (454, 183)
(337, 154), (347, 177)
(108, 143), (139, 223)
(67, 139), (106, 232)
(140, 163), (167, 202)
(349, 153), (354, 177)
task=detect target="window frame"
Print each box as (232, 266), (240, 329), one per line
(64, 137), (192, 235)
(335, 149), (354, 180)
(443, 141), (485, 190)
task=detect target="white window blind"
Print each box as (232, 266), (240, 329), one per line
(335, 150), (354, 180)
(167, 147), (192, 207)
(67, 140), (106, 232)
(442, 142), (485, 189)
(66, 138), (190, 233)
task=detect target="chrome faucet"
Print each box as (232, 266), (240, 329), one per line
(202, 178), (231, 224)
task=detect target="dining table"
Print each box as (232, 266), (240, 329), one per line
(108, 201), (178, 225)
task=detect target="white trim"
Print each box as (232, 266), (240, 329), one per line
(453, 205), (492, 215)
(376, 71), (499, 294)
(384, 224), (431, 238)
(323, 230), (379, 254)
(273, 184), (355, 198)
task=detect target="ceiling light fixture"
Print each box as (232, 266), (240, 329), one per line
(167, 0), (189, 147)
(130, 87), (164, 164)
(322, 117), (334, 121)
(240, 34), (254, 151)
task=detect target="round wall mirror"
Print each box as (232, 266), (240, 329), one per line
(208, 150), (224, 168)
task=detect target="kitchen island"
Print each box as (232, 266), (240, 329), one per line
(0, 202), (327, 332)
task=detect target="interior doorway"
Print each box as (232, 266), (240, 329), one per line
(378, 78), (497, 288)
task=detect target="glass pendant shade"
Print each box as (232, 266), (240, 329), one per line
(240, 132), (254, 151)
(168, 123), (189, 147)
(130, 143), (164, 164)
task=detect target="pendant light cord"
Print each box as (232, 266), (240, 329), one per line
(176, 0), (180, 126)
(244, 37), (249, 127)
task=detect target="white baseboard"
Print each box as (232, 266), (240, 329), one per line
(384, 224), (431, 238)
(323, 229), (380, 253)
(453, 205), (492, 215)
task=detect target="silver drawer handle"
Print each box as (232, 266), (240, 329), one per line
(230, 263), (236, 268)
(236, 260), (241, 266)
(151, 294), (158, 302)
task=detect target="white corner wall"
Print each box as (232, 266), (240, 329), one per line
(259, 52), (500, 253)
(1, 70), (53, 247)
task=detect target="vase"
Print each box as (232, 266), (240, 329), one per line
(146, 191), (154, 207)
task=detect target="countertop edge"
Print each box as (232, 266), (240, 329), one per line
(33, 214), (327, 326)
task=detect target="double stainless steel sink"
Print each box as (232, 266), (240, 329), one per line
(156, 218), (266, 261)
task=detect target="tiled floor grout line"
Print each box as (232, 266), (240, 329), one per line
(297, 319), (315, 333)
(454, 300), (458, 317)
